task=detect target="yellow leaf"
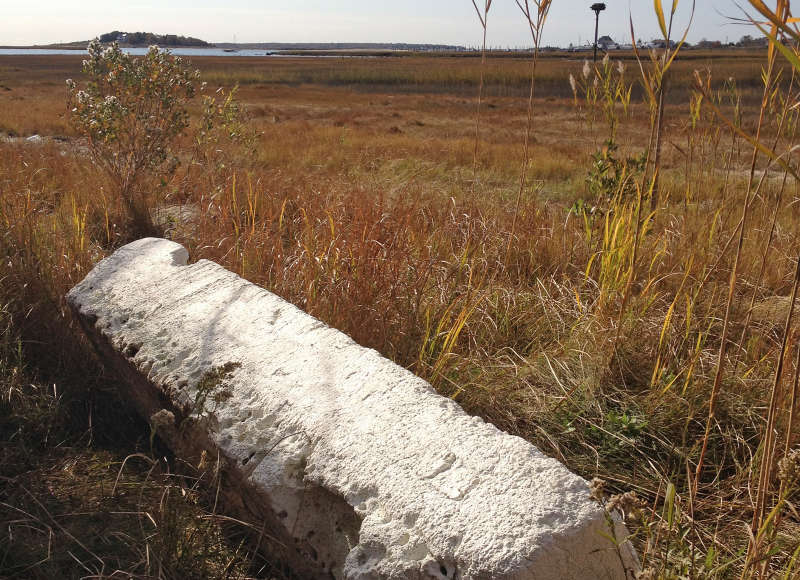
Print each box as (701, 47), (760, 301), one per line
(654, 0), (668, 39)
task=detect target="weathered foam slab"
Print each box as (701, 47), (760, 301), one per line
(67, 238), (636, 579)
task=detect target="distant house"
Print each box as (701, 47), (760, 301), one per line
(644, 39), (677, 49)
(597, 35), (617, 50)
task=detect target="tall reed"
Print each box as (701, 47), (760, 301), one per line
(505, 0), (552, 266)
(470, 0), (492, 188)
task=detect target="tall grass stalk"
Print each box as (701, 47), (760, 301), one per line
(505, 0), (552, 267)
(735, 69), (797, 369)
(747, 251), (800, 577)
(631, 0), (694, 210)
(742, 4), (795, 572)
(614, 176), (650, 349)
(779, 307), (800, 498)
(691, 22), (782, 501)
(470, 0), (492, 188)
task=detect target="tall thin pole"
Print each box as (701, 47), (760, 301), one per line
(591, 3), (605, 62)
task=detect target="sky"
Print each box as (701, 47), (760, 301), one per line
(0, 1), (795, 48)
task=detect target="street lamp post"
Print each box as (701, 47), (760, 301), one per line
(591, 3), (606, 62)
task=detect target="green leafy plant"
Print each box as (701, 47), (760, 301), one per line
(192, 362), (240, 419)
(67, 40), (200, 233)
(569, 55), (639, 205)
(180, 86), (258, 196)
(586, 140), (646, 203)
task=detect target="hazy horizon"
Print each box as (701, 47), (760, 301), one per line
(1, 1), (796, 48)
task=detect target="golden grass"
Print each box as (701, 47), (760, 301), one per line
(2, 47), (800, 577)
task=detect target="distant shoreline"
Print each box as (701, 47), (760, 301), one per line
(0, 44), (770, 60)
(1, 41), (468, 52)
(0, 45), (86, 50)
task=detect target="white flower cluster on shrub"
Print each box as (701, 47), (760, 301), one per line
(66, 39), (200, 197)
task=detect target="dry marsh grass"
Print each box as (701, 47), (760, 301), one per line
(2, 38), (800, 577)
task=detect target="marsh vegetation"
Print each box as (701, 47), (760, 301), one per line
(3, 2), (800, 577)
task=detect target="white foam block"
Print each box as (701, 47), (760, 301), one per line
(68, 238), (636, 579)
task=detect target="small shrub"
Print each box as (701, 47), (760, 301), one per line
(67, 40), (200, 234)
(586, 139), (646, 203)
(181, 86), (259, 196)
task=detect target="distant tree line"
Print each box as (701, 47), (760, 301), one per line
(694, 34), (770, 49)
(214, 42), (466, 51)
(98, 31), (211, 47)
